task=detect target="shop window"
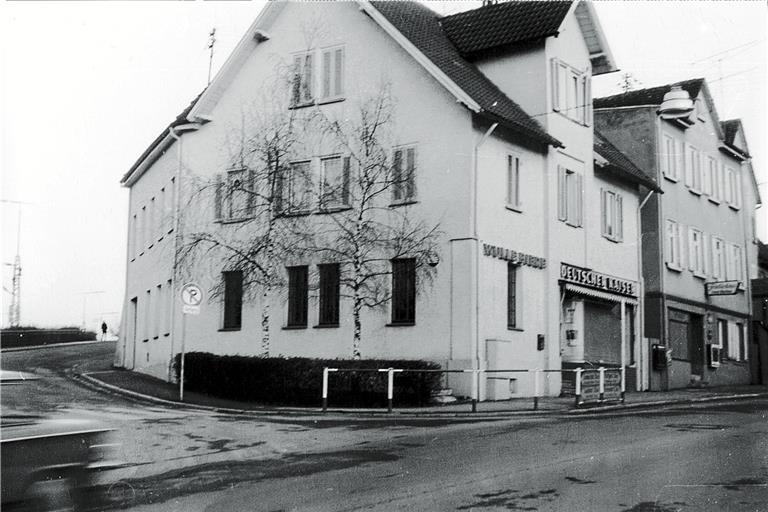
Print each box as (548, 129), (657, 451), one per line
(392, 146), (417, 204)
(291, 52), (314, 106)
(391, 258), (416, 324)
(506, 154), (521, 211)
(665, 219), (683, 270)
(507, 263), (517, 329)
(557, 166), (582, 227)
(320, 46), (344, 101)
(320, 156), (350, 210)
(222, 270), (243, 330)
(601, 189), (623, 242)
(287, 266), (308, 327)
(318, 263), (340, 326)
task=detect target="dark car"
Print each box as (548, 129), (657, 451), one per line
(1, 371), (118, 511)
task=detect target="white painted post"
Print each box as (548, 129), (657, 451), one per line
(471, 369), (478, 413)
(387, 368), (395, 413)
(533, 369), (541, 410)
(621, 366), (626, 403)
(598, 367), (605, 402)
(620, 300), (626, 400)
(574, 368), (583, 407)
(322, 368), (329, 412)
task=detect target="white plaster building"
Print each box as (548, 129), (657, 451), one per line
(117, 1), (655, 399)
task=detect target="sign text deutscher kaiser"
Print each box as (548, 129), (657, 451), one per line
(560, 263), (637, 297)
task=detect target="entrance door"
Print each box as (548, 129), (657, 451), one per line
(689, 314), (704, 377)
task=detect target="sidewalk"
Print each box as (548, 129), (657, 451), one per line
(76, 367), (768, 417)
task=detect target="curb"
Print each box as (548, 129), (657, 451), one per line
(74, 371), (768, 420)
(2, 340), (109, 353)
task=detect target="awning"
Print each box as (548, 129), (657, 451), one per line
(563, 283), (638, 305)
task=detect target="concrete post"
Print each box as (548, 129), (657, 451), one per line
(599, 367), (605, 402)
(575, 368), (583, 407)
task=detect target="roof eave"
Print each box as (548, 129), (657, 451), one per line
(572, 1), (618, 76)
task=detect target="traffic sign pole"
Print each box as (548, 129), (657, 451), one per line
(180, 313), (186, 402)
(178, 283), (203, 402)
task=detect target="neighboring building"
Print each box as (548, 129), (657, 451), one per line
(757, 240), (768, 278)
(116, 0), (657, 400)
(595, 79), (762, 390)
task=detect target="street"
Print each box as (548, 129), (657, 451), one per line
(2, 343), (767, 511)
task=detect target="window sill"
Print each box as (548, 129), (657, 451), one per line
(317, 97), (345, 106)
(666, 262), (683, 272)
(688, 188), (702, 196)
(218, 327), (241, 332)
(289, 101), (316, 110)
(164, 333), (170, 337)
(216, 217), (253, 225)
(386, 322), (415, 327)
(722, 358), (748, 366)
(602, 234), (622, 244)
(692, 272), (707, 280)
(278, 210), (312, 218)
(282, 325), (307, 330)
(130, 258), (135, 263)
(390, 200), (418, 208)
(315, 206), (352, 215)
(153, 336), (159, 340)
(158, 236), (163, 243)
(313, 323), (340, 329)
(708, 197), (721, 205)
(139, 251), (145, 257)
(564, 221), (583, 229)
(505, 204), (523, 213)
(728, 204), (741, 211)
(142, 339), (149, 343)
(663, 175), (679, 183)
(507, 326), (524, 332)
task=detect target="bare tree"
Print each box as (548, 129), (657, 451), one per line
(299, 88), (442, 359)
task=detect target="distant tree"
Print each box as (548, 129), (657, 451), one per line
(618, 72), (641, 93)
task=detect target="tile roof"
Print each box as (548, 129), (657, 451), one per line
(371, 1), (560, 147)
(440, 1), (571, 56)
(594, 130), (661, 192)
(121, 92), (203, 184)
(593, 78), (705, 109)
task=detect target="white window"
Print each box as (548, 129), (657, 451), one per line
(286, 161), (313, 213)
(726, 243), (743, 283)
(143, 289), (151, 341)
(703, 156), (716, 197)
(130, 213), (137, 260)
(291, 52), (314, 106)
(558, 166), (583, 227)
(149, 197), (156, 245)
(140, 206), (147, 254)
(601, 189), (623, 242)
(666, 219), (683, 270)
(685, 145), (702, 194)
(506, 154), (521, 210)
(320, 46), (344, 100)
(661, 134), (680, 181)
(711, 236), (725, 279)
(216, 169), (252, 221)
(392, 146), (417, 203)
(551, 58), (590, 125)
(164, 278), (172, 336)
(154, 284), (162, 339)
(727, 321), (745, 361)
(688, 227), (705, 277)
(320, 155), (350, 209)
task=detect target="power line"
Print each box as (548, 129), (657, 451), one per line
(689, 39), (763, 65)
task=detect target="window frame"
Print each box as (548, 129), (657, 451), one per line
(507, 262), (518, 330)
(391, 145), (417, 205)
(317, 263), (340, 327)
(286, 265), (309, 328)
(390, 258), (416, 325)
(601, 188), (623, 243)
(319, 155), (351, 211)
(688, 227), (706, 278)
(551, 58), (590, 125)
(320, 45), (345, 103)
(661, 133), (680, 182)
(666, 219), (683, 271)
(222, 270), (243, 330)
(284, 160), (313, 215)
(558, 166), (583, 228)
(290, 51), (315, 107)
(505, 153), (522, 211)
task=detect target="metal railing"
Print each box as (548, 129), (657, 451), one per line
(321, 366), (626, 413)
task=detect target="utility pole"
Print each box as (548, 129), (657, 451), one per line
(207, 27), (217, 86)
(1, 199), (32, 327)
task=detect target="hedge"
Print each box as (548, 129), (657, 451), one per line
(172, 352), (442, 407)
(1, 327), (97, 348)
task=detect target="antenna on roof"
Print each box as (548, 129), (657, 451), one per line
(207, 27), (217, 86)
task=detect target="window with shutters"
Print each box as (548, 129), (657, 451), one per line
(666, 219), (683, 271)
(506, 154), (521, 211)
(661, 133), (681, 182)
(711, 236), (725, 279)
(725, 165), (741, 209)
(507, 262), (517, 329)
(550, 58), (590, 125)
(215, 169), (255, 222)
(688, 227), (705, 277)
(725, 243), (744, 284)
(601, 189), (623, 242)
(685, 145), (702, 194)
(318, 263), (340, 326)
(557, 166), (583, 228)
(286, 266), (308, 327)
(320, 156), (350, 210)
(391, 258), (416, 325)
(283, 161), (313, 214)
(291, 52), (314, 106)
(392, 146), (417, 204)
(222, 270), (243, 330)
(320, 46), (344, 102)
(703, 156), (716, 198)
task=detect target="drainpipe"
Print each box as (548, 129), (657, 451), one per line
(167, 123), (199, 382)
(637, 189), (655, 391)
(471, 121), (498, 400)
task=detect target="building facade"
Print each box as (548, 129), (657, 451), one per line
(595, 80), (762, 390)
(117, 1), (657, 400)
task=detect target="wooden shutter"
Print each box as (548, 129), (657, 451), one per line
(616, 194), (623, 241)
(214, 173), (224, 221)
(551, 59), (560, 112)
(341, 157), (351, 205)
(392, 149), (403, 201)
(334, 48), (344, 97)
(246, 169), (256, 216)
(576, 173), (584, 227)
(406, 147), (416, 199)
(292, 55), (302, 105)
(583, 75), (591, 126)
(557, 166), (567, 221)
(600, 188), (607, 236)
(302, 53), (313, 102)
(322, 50), (331, 99)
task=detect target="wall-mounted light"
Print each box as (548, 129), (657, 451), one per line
(658, 86), (694, 119)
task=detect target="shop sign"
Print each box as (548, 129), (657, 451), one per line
(579, 369), (622, 405)
(603, 370), (622, 401)
(482, 243), (546, 269)
(705, 281), (740, 296)
(580, 371), (601, 402)
(560, 263), (637, 297)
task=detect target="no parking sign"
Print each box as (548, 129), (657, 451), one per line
(180, 283), (203, 315)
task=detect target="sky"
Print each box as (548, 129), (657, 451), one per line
(1, 1), (766, 331)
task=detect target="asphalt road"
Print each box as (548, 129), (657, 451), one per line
(3, 343), (767, 512)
